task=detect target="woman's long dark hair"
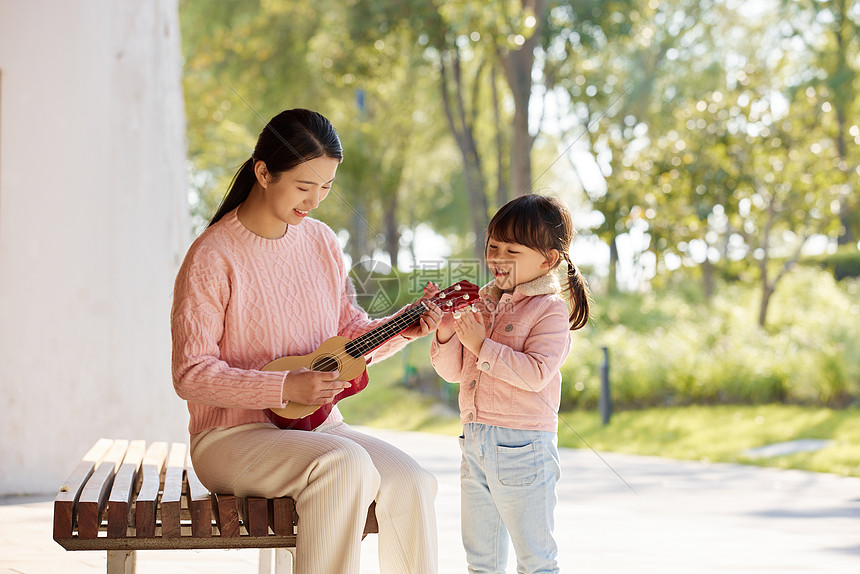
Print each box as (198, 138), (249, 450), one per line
(486, 194), (591, 331)
(208, 109), (343, 227)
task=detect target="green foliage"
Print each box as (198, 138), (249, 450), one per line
(561, 267), (860, 409)
(803, 246), (860, 280)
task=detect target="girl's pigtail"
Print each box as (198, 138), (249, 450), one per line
(563, 252), (590, 331)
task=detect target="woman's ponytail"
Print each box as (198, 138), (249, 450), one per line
(208, 158), (257, 227)
(563, 252), (590, 331)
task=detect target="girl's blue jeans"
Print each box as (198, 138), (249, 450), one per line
(459, 423), (561, 574)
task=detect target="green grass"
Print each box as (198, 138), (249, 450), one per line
(341, 338), (860, 477)
(340, 338), (462, 436)
(555, 405), (860, 477)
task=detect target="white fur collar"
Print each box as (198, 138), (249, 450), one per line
(481, 272), (562, 301)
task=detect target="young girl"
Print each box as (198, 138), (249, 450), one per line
(171, 109), (441, 574)
(430, 194), (590, 574)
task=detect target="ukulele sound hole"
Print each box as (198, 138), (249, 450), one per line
(311, 355), (340, 372)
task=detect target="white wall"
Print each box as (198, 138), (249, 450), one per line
(0, 0), (191, 495)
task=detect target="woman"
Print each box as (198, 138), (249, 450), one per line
(171, 108), (439, 573)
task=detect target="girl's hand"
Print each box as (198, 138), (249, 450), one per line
(400, 282), (443, 339)
(282, 368), (351, 406)
(435, 312), (455, 343)
(453, 306), (486, 357)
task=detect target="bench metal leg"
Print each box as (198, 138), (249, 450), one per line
(107, 550), (136, 574)
(274, 548), (295, 573)
(259, 548), (295, 574)
(259, 548), (273, 574)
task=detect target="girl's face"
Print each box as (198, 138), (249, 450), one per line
(249, 156), (339, 236)
(485, 238), (556, 291)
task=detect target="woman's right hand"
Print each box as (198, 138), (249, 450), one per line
(282, 368), (351, 406)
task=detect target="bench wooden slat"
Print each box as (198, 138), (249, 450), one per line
(107, 440), (146, 538)
(212, 493), (240, 538)
(246, 497), (271, 537)
(159, 442), (187, 538)
(185, 455), (212, 538)
(53, 438), (114, 540)
(364, 501), (379, 540)
(273, 497), (295, 536)
(78, 440), (130, 539)
(135, 442), (168, 537)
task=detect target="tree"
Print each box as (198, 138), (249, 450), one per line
(552, 0), (713, 293)
(180, 0), (452, 269)
(179, 0), (331, 229)
(346, 0), (585, 258)
(313, 8), (450, 267)
(496, 0), (547, 198)
(779, 0), (860, 246)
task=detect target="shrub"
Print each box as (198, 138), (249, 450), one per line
(803, 245), (860, 280)
(561, 267), (860, 410)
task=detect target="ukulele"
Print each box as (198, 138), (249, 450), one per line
(263, 280), (480, 430)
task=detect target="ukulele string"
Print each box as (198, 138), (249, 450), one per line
(350, 289), (476, 355)
(298, 289), (476, 373)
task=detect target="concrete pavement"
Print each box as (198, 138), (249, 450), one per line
(2, 426), (858, 573)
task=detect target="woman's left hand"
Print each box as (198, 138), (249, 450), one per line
(400, 282), (443, 340)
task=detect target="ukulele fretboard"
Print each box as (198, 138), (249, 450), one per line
(345, 304), (426, 357)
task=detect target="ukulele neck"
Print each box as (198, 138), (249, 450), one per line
(345, 303), (426, 357)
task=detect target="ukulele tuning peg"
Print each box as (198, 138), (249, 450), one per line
(446, 301), (453, 308)
(470, 305), (478, 313)
(452, 311), (462, 319)
(439, 292), (446, 299)
(463, 294), (470, 300)
(454, 284), (462, 291)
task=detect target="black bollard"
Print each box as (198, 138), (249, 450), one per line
(599, 346), (612, 425)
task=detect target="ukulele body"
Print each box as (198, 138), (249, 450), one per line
(262, 336), (367, 420)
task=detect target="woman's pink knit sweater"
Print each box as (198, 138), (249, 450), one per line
(171, 209), (409, 434)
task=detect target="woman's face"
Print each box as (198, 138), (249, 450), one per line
(260, 156), (339, 226)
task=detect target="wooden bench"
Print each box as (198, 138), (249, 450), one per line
(53, 438), (378, 573)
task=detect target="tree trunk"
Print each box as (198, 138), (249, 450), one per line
(508, 80), (532, 196)
(439, 50), (489, 259)
(608, 233), (619, 294)
(498, 0), (546, 196)
(491, 64), (509, 207)
(350, 206), (369, 266)
(701, 257), (715, 301)
(758, 279), (773, 328)
(834, 84), (855, 246)
(384, 194), (400, 269)
(831, 0), (856, 246)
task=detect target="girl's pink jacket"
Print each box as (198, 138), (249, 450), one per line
(430, 273), (572, 432)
